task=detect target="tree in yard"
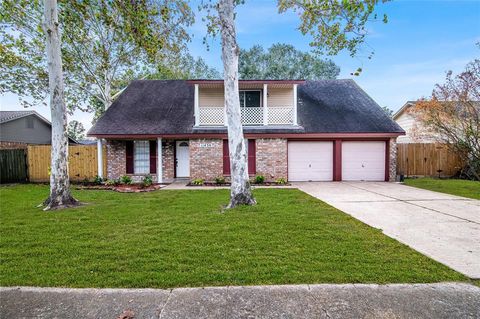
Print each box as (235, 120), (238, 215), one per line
(382, 106), (394, 118)
(42, 0), (77, 210)
(409, 59), (480, 180)
(205, 0), (389, 208)
(67, 120), (85, 141)
(1, 0), (194, 120)
(239, 44), (340, 80)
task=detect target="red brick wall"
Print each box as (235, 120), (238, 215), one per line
(255, 138), (288, 181)
(190, 139), (223, 180)
(162, 140), (175, 182)
(105, 139), (175, 183)
(106, 140), (126, 180)
(0, 141), (28, 150)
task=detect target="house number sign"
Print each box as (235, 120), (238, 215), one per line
(199, 143), (214, 148)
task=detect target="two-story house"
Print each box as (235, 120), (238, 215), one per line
(88, 79), (405, 183)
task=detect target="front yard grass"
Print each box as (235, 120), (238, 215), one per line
(404, 178), (480, 200)
(0, 184), (466, 288)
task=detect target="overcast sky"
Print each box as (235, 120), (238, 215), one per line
(1, 0), (479, 132)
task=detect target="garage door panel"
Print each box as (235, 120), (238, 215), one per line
(288, 142), (333, 181)
(342, 141), (385, 181)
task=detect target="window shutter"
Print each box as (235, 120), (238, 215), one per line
(149, 140), (157, 174)
(126, 141), (134, 174)
(223, 139), (230, 175)
(248, 140), (256, 175)
(223, 139), (256, 175)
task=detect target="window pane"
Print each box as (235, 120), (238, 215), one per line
(245, 91), (260, 107)
(134, 140), (150, 174)
(239, 91), (245, 107)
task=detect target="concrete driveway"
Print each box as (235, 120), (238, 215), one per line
(295, 182), (480, 279)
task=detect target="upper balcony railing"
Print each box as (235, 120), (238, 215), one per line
(198, 106), (295, 126)
(192, 80), (302, 127)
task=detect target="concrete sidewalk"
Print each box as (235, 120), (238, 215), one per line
(295, 182), (480, 279)
(1, 283), (479, 319)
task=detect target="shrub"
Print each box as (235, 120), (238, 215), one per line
(215, 176), (226, 184)
(120, 175), (133, 185)
(191, 178), (204, 186)
(81, 178), (90, 186)
(254, 175), (265, 184)
(93, 175), (103, 185)
(275, 178), (287, 185)
(142, 174), (153, 188)
(104, 179), (117, 186)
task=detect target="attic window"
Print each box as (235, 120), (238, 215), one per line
(25, 117), (34, 129)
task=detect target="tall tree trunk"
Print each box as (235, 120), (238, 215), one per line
(43, 0), (77, 210)
(218, 0), (256, 208)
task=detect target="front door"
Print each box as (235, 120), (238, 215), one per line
(176, 141), (190, 177)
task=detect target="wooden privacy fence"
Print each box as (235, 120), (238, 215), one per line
(27, 145), (106, 182)
(0, 149), (28, 183)
(396, 143), (464, 177)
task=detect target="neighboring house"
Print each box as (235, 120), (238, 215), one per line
(393, 101), (437, 144)
(88, 80), (405, 183)
(0, 111), (77, 149)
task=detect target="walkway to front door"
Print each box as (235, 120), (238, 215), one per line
(295, 182), (480, 279)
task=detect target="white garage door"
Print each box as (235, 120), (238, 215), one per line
(342, 141), (385, 181)
(288, 141), (333, 181)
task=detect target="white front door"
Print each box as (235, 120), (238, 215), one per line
(176, 141), (190, 177)
(288, 141), (333, 181)
(342, 141), (385, 181)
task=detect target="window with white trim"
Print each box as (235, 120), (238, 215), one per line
(134, 140), (150, 174)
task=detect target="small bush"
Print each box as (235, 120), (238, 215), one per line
(275, 178), (287, 185)
(254, 175), (265, 184)
(191, 178), (204, 186)
(81, 178), (90, 186)
(104, 179), (117, 186)
(93, 175), (103, 185)
(120, 175), (133, 185)
(142, 175), (153, 188)
(215, 176), (226, 184)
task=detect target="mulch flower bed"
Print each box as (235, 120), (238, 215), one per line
(74, 184), (163, 193)
(187, 182), (290, 187)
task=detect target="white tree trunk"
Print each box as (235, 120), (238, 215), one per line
(43, 0), (77, 210)
(218, 0), (256, 208)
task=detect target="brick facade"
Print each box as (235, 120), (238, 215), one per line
(389, 137), (397, 182)
(189, 139), (223, 180)
(106, 140), (126, 180)
(105, 139), (175, 183)
(105, 137), (397, 183)
(255, 138), (288, 181)
(162, 140), (175, 182)
(0, 141), (28, 150)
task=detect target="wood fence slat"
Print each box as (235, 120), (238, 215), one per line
(0, 149), (27, 183)
(27, 145), (106, 182)
(396, 143), (464, 177)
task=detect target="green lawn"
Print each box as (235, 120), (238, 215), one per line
(404, 178), (480, 200)
(0, 184), (466, 288)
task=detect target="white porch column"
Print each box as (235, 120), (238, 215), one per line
(263, 83), (268, 125)
(97, 138), (103, 178)
(194, 84), (199, 126)
(157, 137), (163, 183)
(293, 84), (298, 125)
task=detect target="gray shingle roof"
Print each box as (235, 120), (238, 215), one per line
(0, 111), (39, 124)
(88, 79), (404, 136)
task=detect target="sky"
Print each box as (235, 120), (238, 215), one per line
(1, 0), (479, 132)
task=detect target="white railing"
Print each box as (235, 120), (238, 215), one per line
(268, 107), (294, 125)
(241, 107), (263, 125)
(199, 107), (224, 126)
(198, 106), (294, 126)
